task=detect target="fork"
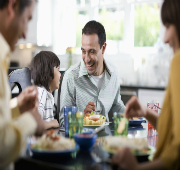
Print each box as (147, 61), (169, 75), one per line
(154, 104), (162, 110)
(95, 110), (101, 113)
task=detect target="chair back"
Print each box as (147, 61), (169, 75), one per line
(8, 67), (31, 93)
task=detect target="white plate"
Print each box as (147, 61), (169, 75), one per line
(83, 122), (110, 128)
(28, 144), (79, 157)
(102, 145), (156, 157)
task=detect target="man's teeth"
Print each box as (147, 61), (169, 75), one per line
(87, 64), (93, 67)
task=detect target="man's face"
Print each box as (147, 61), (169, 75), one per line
(81, 33), (106, 76)
(6, 0), (36, 51)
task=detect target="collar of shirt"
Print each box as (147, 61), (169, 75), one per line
(78, 59), (114, 78)
(0, 33), (11, 72)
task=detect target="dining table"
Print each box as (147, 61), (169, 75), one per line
(15, 120), (158, 170)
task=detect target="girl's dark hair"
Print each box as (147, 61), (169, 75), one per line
(31, 51), (60, 91)
(161, 0), (180, 42)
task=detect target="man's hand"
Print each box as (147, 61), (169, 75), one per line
(17, 86), (38, 114)
(124, 96), (147, 119)
(31, 109), (45, 136)
(84, 102), (96, 115)
(112, 148), (139, 170)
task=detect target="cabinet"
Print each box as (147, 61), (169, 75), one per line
(138, 89), (166, 108)
(120, 85), (165, 108)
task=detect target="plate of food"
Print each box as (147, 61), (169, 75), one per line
(29, 129), (79, 157)
(83, 122), (110, 128)
(102, 136), (155, 157)
(129, 117), (146, 126)
(83, 112), (109, 128)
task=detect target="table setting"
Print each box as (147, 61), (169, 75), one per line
(15, 106), (158, 170)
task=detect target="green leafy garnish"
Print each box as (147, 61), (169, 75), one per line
(90, 111), (94, 115)
(34, 144), (40, 150)
(100, 115), (102, 119)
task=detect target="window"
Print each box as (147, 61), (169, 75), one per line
(60, 0), (162, 55)
(76, 11), (89, 48)
(134, 3), (160, 47)
(99, 8), (124, 41)
(76, 0), (91, 6)
(99, 7), (125, 54)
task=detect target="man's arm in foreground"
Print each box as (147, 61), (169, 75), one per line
(0, 67), (45, 167)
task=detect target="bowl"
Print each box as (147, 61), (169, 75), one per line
(74, 133), (97, 150)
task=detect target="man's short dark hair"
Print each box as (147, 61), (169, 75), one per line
(31, 51), (60, 91)
(82, 20), (106, 49)
(0, 0), (32, 13)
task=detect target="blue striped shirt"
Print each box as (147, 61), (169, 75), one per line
(38, 86), (54, 122)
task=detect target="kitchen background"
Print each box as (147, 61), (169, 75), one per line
(10, 0), (172, 107)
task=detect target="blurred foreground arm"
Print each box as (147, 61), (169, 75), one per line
(0, 66), (45, 168)
(10, 86), (39, 119)
(124, 96), (159, 128)
(112, 148), (165, 170)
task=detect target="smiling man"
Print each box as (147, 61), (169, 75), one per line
(59, 20), (125, 127)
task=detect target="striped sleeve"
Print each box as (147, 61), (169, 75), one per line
(59, 71), (76, 127)
(109, 85), (125, 114)
(38, 87), (47, 119)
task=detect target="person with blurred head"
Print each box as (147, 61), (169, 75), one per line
(112, 0), (180, 169)
(0, 0), (45, 169)
(59, 20), (125, 127)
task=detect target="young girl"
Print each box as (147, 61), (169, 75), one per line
(31, 51), (61, 129)
(112, 0), (180, 169)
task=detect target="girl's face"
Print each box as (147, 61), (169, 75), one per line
(164, 24), (180, 53)
(49, 66), (61, 93)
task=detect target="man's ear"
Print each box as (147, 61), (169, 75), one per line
(7, 0), (17, 20)
(102, 42), (107, 54)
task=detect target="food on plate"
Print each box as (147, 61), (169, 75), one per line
(104, 136), (149, 153)
(30, 129), (75, 150)
(129, 117), (140, 121)
(83, 111), (106, 125)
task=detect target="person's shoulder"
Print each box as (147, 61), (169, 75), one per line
(38, 86), (47, 97)
(104, 59), (119, 75)
(64, 62), (81, 79)
(171, 49), (180, 67)
(173, 49), (180, 60)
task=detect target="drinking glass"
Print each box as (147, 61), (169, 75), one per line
(147, 102), (159, 128)
(113, 112), (128, 136)
(68, 111), (84, 138)
(76, 112), (84, 134)
(64, 106), (77, 136)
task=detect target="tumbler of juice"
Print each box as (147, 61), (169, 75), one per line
(147, 102), (159, 128)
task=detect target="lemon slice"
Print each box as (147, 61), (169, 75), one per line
(117, 118), (126, 134)
(76, 112), (84, 118)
